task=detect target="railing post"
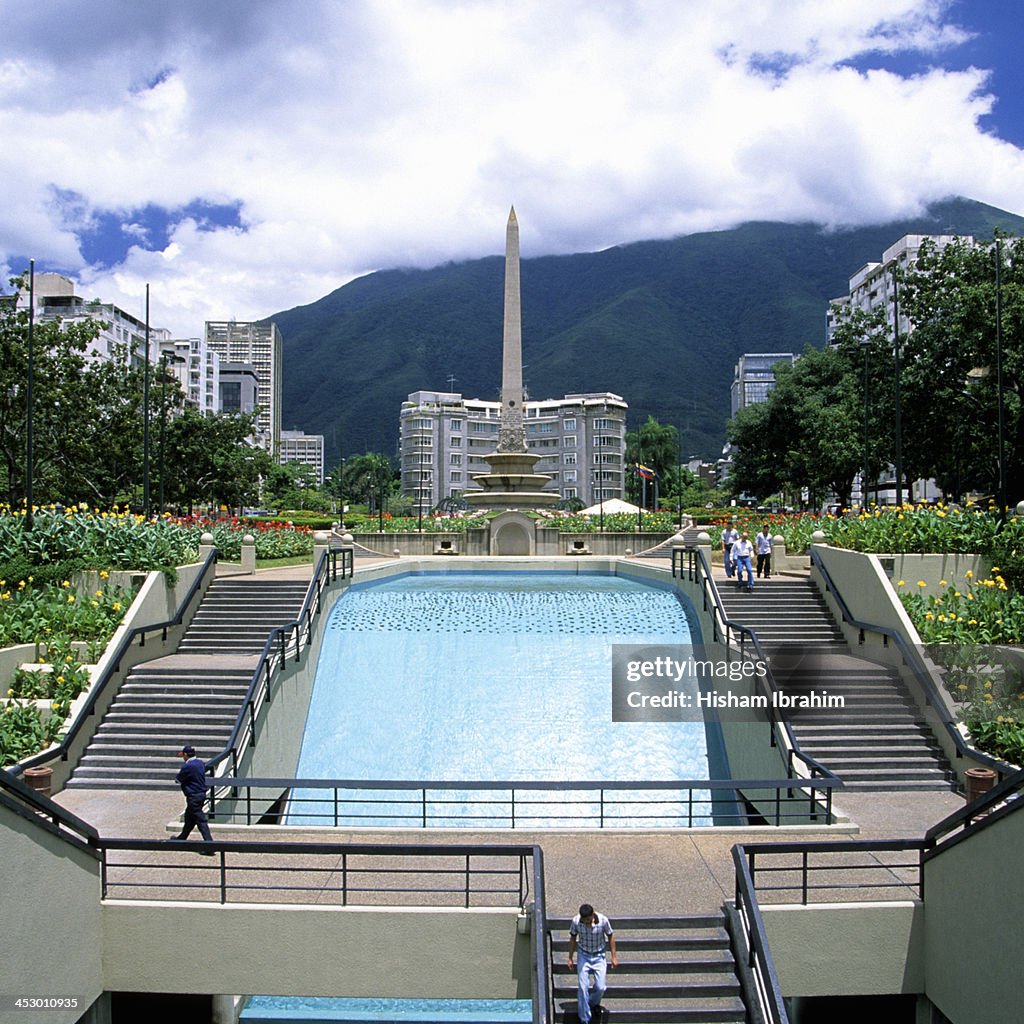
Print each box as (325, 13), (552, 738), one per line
(422, 789), (428, 828)
(465, 854), (471, 908)
(219, 852), (227, 904)
(342, 853), (348, 906)
(511, 788), (516, 829)
(334, 787), (340, 827)
(801, 850), (809, 905)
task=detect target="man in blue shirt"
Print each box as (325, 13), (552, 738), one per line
(171, 745), (214, 853)
(567, 903), (618, 1022)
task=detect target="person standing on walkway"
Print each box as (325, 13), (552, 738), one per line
(733, 532), (756, 591)
(756, 525), (773, 579)
(567, 903), (618, 1023)
(170, 745), (214, 853)
(721, 520), (739, 578)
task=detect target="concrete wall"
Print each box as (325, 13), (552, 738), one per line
(100, 903), (530, 999)
(923, 805), (1024, 1024)
(761, 902), (924, 997)
(349, 530), (675, 558)
(0, 801), (104, 1019)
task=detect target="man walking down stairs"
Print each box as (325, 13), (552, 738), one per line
(551, 914), (747, 1024)
(713, 568), (956, 791)
(66, 574), (310, 790)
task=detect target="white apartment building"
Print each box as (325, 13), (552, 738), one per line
(280, 429), (325, 486)
(399, 391), (628, 510)
(204, 320), (283, 456)
(18, 272), (170, 368)
(157, 337), (220, 415)
(826, 234), (972, 343)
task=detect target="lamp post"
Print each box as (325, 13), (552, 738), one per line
(861, 338), (870, 508)
(142, 284), (151, 516)
(158, 351), (168, 514)
(25, 259), (35, 531)
(891, 264), (904, 506)
(996, 239), (1007, 526)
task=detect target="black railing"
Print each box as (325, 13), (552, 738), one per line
(671, 545), (835, 782)
(530, 846), (553, 1024)
(731, 845), (788, 1024)
(207, 546), (348, 779)
(208, 776), (841, 828)
(95, 837), (538, 906)
(10, 547), (220, 778)
(809, 547), (1012, 779)
(0, 767), (98, 856)
(730, 770), (1024, 1024)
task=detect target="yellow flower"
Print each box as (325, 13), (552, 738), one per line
(917, 581), (927, 588)
(984, 680), (993, 689)
(56, 676), (65, 684)
(897, 579), (906, 587)
(62, 580), (70, 588)
(965, 570), (974, 578)
(969, 619), (978, 625)
(940, 580), (948, 586)
(958, 684), (969, 692)
(925, 612), (934, 620)
(67, 595), (76, 604)
(112, 602), (121, 612)
(95, 590), (103, 597)
(99, 570), (109, 580)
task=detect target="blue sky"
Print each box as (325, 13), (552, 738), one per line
(2, 0), (1024, 335)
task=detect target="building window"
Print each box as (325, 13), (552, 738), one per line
(450, 471), (462, 482)
(594, 418), (617, 430)
(450, 435), (462, 447)
(563, 487), (577, 498)
(449, 419), (462, 430)
(564, 453), (577, 465)
(450, 454), (462, 465)
(563, 417), (576, 431)
(540, 422), (554, 433)
(564, 470), (576, 482)
(564, 435), (576, 447)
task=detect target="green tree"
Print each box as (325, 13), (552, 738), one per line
(162, 408), (272, 513)
(625, 416), (679, 506)
(338, 453), (396, 510)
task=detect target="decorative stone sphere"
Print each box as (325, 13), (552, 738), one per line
(625, 548), (633, 556)
(393, 548), (401, 558)
(341, 532), (354, 545)
(697, 531), (711, 545)
(811, 530), (826, 544)
(242, 533), (255, 544)
(1015, 500), (1024, 517)
(314, 531), (329, 543)
(200, 532), (214, 545)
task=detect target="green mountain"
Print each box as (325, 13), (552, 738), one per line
(273, 197), (1024, 466)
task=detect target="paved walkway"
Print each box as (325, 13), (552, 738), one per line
(53, 549), (966, 918)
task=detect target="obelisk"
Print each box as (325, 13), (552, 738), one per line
(498, 206), (525, 452)
(465, 207), (559, 509)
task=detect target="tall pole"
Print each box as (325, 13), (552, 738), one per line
(862, 339), (870, 507)
(142, 284), (151, 516)
(158, 352), (167, 513)
(25, 260), (35, 531)
(996, 239), (1007, 526)
(892, 265), (903, 506)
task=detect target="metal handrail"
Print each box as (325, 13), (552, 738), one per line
(95, 837), (538, 905)
(0, 767), (99, 854)
(671, 546), (835, 782)
(923, 766), (1024, 856)
(808, 547), (1012, 778)
(10, 547), (220, 777)
(530, 846), (552, 1024)
(731, 845), (789, 1024)
(206, 547), (349, 777)
(208, 776), (841, 828)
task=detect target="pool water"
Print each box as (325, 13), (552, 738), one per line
(240, 996), (532, 1023)
(290, 572), (718, 826)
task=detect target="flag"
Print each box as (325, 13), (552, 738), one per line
(636, 463), (656, 480)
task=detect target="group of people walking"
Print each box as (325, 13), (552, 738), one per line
(721, 521), (772, 591)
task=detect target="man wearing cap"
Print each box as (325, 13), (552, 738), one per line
(567, 903), (617, 1023)
(171, 745), (214, 851)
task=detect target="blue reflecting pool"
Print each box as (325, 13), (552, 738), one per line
(289, 571), (720, 826)
(240, 996), (532, 1023)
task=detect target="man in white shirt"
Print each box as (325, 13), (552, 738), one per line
(755, 525), (773, 579)
(721, 521), (739, 578)
(733, 532), (756, 591)
(567, 903), (618, 1022)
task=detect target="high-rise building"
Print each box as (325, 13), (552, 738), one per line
(399, 390), (628, 510)
(17, 272), (169, 369)
(204, 320), (283, 456)
(730, 353), (796, 417)
(280, 429), (325, 486)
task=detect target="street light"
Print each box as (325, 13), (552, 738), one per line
(25, 259), (35, 531)
(995, 238), (1007, 526)
(861, 338), (870, 508)
(891, 264), (904, 506)
(142, 284), (151, 516)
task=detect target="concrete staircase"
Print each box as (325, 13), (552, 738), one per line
(549, 914), (746, 1024)
(65, 577), (309, 790)
(714, 576), (955, 791)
